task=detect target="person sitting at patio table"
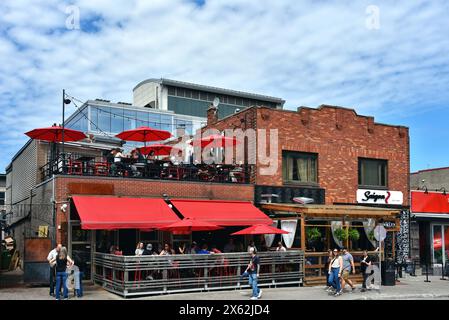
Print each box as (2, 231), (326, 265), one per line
(109, 148), (125, 176)
(247, 241), (257, 253)
(276, 241), (287, 252)
(135, 242), (144, 256)
(143, 243), (156, 255)
(197, 244), (212, 254)
(190, 241), (199, 254)
(130, 149), (145, 177)
(223, 239), (235, 253)
(177, 242), (187, 254)
(159, 243), (175, 255)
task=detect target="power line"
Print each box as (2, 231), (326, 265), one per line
(65, 92), (206, 128)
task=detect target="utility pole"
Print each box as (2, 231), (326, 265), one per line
(62, 89), (66, 160)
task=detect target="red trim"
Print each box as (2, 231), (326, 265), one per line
(411, 166), (449, 175)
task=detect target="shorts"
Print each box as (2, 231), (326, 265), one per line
(342, 270), (350, 280)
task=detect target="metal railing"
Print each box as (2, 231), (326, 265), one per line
(93, 251), (304, 297)
(304, 251), (379, 278)
(41, 155), (252, 184)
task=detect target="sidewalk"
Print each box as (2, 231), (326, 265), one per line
(0, 272), (448, 300)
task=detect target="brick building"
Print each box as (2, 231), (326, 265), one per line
(4, 96), (411, 285)
(204, 104), (411, 283)
(204, 104), (410, 206)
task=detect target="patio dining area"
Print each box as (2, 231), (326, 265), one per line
(93, 250), (304, 297)
(41, 153), (251, 183)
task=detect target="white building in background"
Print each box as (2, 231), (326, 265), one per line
(133, 78), (285, 119)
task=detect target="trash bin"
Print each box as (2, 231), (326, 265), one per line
(1, 250), (12, 270)
(381, 261), (396, 286)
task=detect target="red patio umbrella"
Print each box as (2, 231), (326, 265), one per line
(138, 144), (181, 156)
(116, 126), (172, 146)
(159, 218), (223, 234)
(231, 224), (289, 235)
(190, 134), (240, 148)
(25, 126), (87, 142)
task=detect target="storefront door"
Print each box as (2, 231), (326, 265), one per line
(68, 221), (94, 281)
(431, 224), (449, 266)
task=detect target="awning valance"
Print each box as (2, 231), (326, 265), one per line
(171, 199), (272, 226)
(72, 196), (180, 230)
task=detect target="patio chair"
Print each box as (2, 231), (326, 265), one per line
(67, 159), (83, 175)
(94, 162), (109, 176)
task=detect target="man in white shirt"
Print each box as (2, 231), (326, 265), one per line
(47, 244), (62, 296)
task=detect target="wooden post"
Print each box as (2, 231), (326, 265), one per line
(300, 215), (306, 250)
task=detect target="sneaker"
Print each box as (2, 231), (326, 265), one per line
(250, 296), (259, 300)
(360, 288), (367, 292)
(334, 291), (342, 297)
(257, 290), (263, 299)
(351, 287), (356, 293)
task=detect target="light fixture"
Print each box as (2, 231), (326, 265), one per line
(63, 98), (71, 104)
(437, 187), (447, 195)
(418, 185), (428, 194)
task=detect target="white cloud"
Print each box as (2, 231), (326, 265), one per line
(1, 0), (449, 171)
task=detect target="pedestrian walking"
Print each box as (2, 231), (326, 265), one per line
(47, 243), (62, 297)
(340, 247), (356, 292)
(360, 250), (372, 292)
(244, 247), (262, 300)
(328, 248), (343, 296)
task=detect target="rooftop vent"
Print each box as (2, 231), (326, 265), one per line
(117, 102), (132, 105)
(95, 99), (110, 103)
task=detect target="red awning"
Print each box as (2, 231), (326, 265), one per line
(170, 199), (272, 226)
(72, 196), (180, 230)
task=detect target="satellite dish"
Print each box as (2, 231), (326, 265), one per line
(213, 97), (220, 107)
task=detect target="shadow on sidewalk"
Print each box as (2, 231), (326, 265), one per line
(0, 269), (25, 289)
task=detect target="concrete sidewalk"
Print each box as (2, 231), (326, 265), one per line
(0, 273), (448, 300)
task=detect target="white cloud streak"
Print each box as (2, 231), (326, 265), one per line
(1, 0), (449, 170)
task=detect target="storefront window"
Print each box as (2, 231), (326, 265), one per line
(96, 230), (117, 253)
(71, 225), (91, 242)
(433, 225), (443, 264)
(445, 226), (449, 264)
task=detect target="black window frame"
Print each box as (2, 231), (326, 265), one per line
(358, 158), (388, 189)
(282, 151), (318, 185)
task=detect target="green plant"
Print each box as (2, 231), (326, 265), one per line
(368, 230), (375, 241)
(334, 228), (349, 241)
(348, 228), (360, 241)
(306, 227), (321, 241)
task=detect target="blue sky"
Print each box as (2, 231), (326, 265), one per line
(1, 0), (449, 173)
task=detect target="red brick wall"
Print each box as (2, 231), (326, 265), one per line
(53, 176), (255, 243)
(204, 105), (410, 206)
